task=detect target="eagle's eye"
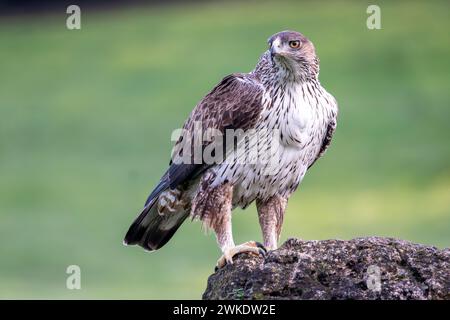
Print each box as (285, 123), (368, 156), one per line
(289, 40), (301, 49)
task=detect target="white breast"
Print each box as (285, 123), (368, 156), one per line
(213, 81), (336, 208)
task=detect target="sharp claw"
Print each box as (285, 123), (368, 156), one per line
(258, 248), (266, 256)
(255, 241), (267, 253)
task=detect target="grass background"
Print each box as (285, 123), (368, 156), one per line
(0, 0), (449, 299)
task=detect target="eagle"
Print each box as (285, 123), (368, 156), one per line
(124, 31), (338, 269)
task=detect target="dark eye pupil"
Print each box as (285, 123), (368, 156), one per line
(290, 41), (299, 48)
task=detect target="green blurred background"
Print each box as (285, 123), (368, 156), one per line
(0, 0), (449, 299)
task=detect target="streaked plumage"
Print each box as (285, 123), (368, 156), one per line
(124, 31), (338, 267)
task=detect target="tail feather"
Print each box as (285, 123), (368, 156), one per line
(124, 197), (189, 251)
(143, 208), (188, 250)
(124, 171), (190, 251)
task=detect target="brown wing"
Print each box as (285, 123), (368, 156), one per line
(182, 73), (264, 134)
(126, 73), (264, 248)
(168, 73), (264, 189)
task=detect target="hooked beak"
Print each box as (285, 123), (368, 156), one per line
(269, 38), (282, 65)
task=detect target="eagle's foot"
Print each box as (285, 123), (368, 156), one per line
(157, 189), (184, 216)
(215, 241), (266, 271)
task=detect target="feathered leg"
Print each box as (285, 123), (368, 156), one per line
(209, 182), (235, 255)
(256, 195), (287, 250)
(192, 176), (265, 269)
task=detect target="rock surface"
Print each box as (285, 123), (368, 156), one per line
(203, 237), (449, 300)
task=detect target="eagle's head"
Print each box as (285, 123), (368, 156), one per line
(267, 30), (319, 79)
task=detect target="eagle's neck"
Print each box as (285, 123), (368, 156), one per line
(253, 51), (319, 88)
